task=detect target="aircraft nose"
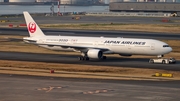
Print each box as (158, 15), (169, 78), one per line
(169, 47), (172, 52)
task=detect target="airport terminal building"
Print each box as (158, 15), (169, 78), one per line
(109, 2), (180, 16)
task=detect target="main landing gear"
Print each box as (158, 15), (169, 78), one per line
(78, 56), (107, 61)
(78, 52), (89, 61)
(78, 56), (89, 61)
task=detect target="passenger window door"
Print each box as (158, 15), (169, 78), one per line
(151, 43), (155, 50)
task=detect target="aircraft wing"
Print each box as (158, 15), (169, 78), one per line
(37, 43), (110, 52)
(23, 36), (110, 52)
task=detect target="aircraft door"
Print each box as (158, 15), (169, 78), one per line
(38, 39), (45, 43)
(127, 44), (131, 50)
(94, 41), (99, 46)
(125, 44), (132, 54)
(151, 43), (155, 50)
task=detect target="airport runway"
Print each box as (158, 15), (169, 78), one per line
(0, 51), (179, 71)
(1, 16), (180, 24)
(1, 13), (180, 101)
(0, 74), (180, 101)
(1, 28), (180, 40)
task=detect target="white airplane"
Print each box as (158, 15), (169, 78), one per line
(23, 11), (172, 61)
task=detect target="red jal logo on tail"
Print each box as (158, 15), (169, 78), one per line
(28, 22), (36, 33)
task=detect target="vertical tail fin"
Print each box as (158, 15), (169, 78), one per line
(23, 11), (45, 37)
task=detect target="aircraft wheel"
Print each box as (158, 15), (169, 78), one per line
(78, 56), (89, 61)
(102, 56), (106, 60)
(149, 59), (154, 63)
(78, 56), (83, 61)
(162, 60), (166, 64)
(85, 57), (89, 61)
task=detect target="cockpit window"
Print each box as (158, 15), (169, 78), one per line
(163, 45), (169, 47)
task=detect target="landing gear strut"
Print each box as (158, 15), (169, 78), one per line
(78, 52), (89, 61)
(102, 56), (106, 60)
(78, 56), (89, 61)
(157, 55), (164, 58)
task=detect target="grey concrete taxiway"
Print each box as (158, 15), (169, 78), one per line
(0, 51), (179, 71)
(1, 28), (180, 40)
(0, 74), (180, 101)
(1, 16), (180, 25)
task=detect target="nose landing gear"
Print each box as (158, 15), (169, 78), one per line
(157, 55), (164, 58)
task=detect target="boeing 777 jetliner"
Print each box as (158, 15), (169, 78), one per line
(23, 11), (172, 61)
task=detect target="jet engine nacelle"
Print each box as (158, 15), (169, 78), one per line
(87, 49), (103, 59)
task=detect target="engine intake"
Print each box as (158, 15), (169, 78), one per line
(87, 49), (103, 59)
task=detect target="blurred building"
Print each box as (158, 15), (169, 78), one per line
(36, 0), (51, 2)
(110, 0), (123, 3)
(9, 0), (36, 2)
(99, 0), (109, 4)
(109, 0), (180, 2)
(36, 0), (58, 2)
(58, 0), (93, 4)
(110, 2), (180, 16)
(5, 0), (99, 4)
(36, 0), (96, 4)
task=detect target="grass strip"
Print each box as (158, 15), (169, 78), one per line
(40, 23), (180, 33)
(0, 60), (180, 80)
